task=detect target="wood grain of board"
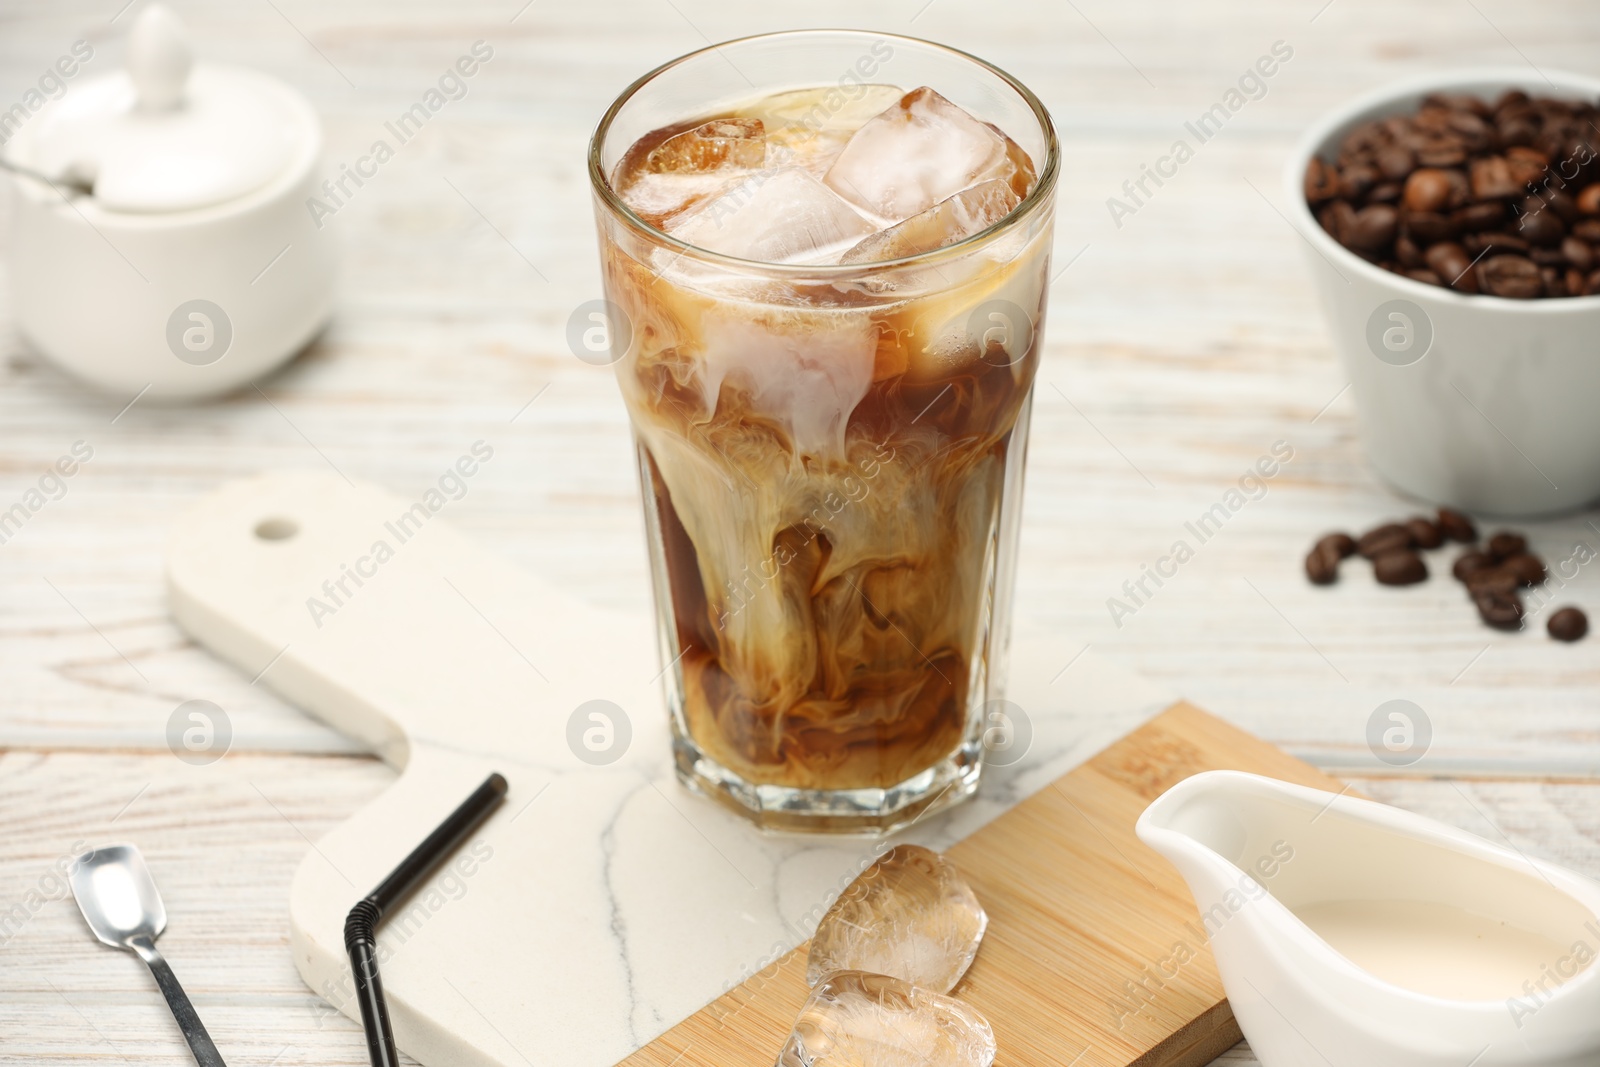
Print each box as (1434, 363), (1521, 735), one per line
(622, 703), (1348, 1067)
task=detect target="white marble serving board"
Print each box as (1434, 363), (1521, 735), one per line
(165, 469), (1175, 1067)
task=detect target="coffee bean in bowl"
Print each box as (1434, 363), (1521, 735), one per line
(1305, 88), (1600, 300)
(1478, 254), (1545, 299)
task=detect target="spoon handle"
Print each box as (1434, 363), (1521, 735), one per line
(129, 937), (227, 1067)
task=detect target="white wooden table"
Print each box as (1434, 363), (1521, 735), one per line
(3, 1), (1598, 1063)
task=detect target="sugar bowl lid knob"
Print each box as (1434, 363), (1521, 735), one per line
(128, 3), (193, 112)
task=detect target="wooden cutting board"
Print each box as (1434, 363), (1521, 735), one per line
(166, 470), (1345, 1067)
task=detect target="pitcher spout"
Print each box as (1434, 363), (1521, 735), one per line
(1137, 770), (1304, 931)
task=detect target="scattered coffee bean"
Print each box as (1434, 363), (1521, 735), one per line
(1316, 532), (1358, 559)
(1304, 514), (1582, 642)
(1475, 591), (1525, 630)
(1358, 522), (1414, 559)
(1305, 545), (1339, 585)
(1437, 507), (1478, 542)
(1452, 550), (1494, 581)
(1305, 533), (1354, 585)
(1306, 90), (1600, 299)
(1501, 553), (1547, 586)
(1374, 549), (1428, 585)
(1465, 567), (1519, 598)
(1405, 516), (1443, 548)
(1487, 531), (1528, 560)
(1548, 606), (1588, 641)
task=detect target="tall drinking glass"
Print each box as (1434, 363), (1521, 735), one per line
(588, 30), (1059, 831)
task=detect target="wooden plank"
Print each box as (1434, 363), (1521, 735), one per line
(1, 0), (1599, 778)
(621, 703), (1348, 1067)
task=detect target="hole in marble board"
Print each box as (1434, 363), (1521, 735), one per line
(254, 517), (299, 542)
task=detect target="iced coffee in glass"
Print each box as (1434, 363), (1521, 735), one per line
(588, 31), (1058, 831)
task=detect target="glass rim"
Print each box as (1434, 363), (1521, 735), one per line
(586, 28), (1061, 277)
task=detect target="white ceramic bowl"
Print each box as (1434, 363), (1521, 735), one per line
(6, 68), (338, 402)
(1286, 68), (1600, 518)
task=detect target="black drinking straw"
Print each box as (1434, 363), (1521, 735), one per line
(343, 773), (508, 1067)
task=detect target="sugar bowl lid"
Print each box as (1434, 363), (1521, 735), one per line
(21, 4), (315, 213)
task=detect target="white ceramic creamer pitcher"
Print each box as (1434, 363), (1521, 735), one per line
(1137, 771), (1600, 1067)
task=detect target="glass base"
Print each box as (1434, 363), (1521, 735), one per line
(671, 719), (984, 835)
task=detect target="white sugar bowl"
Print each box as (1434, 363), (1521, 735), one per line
(4, 5), (337, 401)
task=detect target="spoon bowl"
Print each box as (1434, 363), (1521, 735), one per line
(69, 844), (167, 948)
(69, 844), (226, 1066)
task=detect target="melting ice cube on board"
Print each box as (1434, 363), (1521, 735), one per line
(667, 166), (876, 264)
(825, 87), (1022, 222)
(807, 844), (988, 993)
(840, 179), (1020, 264)
(646, 117), (767, 173)
(777, 970), (997, 1067)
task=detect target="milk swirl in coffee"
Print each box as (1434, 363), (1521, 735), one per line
(598, 84), (1049, 794)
